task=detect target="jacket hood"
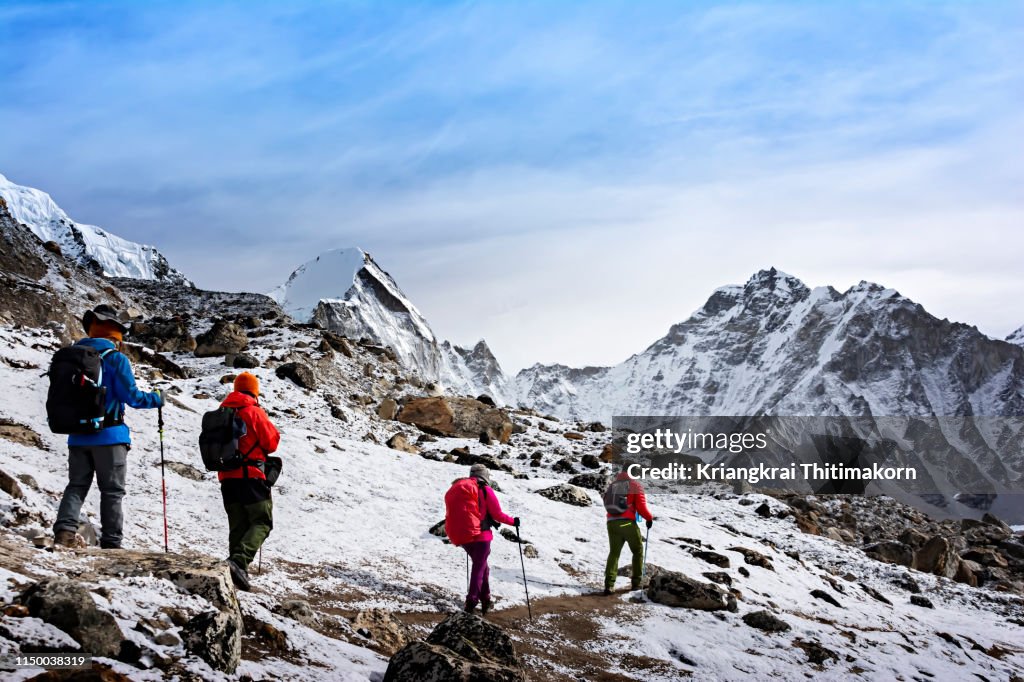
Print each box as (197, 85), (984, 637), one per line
(76, 337), (117, 351)
(222, 391), (258, 409)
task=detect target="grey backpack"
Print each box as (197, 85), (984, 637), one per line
(603, 479), (630, 515)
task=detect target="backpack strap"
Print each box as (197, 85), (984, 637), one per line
(97, 348), (124, 427)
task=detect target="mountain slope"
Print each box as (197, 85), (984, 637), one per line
(515, 268), (1024, 422)
(270, 248), (512, 403)
(0, 172), (190, 285)
(1010, 326), (1024, 347)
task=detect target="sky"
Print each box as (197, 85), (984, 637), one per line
(1, 0), (1022, 372)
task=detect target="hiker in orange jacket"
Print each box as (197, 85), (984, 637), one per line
(603, 462), (654, 594)
(445, 464), (517, 615)
(220, 372), (280, 591)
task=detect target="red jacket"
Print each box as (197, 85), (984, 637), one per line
(217, 391), (280, 481)
(606, 471), (654, 523)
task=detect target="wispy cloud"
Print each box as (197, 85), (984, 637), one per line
(1, 0), (1021, 370)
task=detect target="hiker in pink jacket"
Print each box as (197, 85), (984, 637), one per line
(444, 464), (518, 615)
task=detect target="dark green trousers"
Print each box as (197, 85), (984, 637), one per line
(221, 480), (273, 569)
(605, 519), (644, 590)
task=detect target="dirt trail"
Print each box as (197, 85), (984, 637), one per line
(394, 590), (686, 681)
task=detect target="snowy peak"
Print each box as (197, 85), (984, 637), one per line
(0, 172), (190, 285)
(1008, 326), (1024, 347)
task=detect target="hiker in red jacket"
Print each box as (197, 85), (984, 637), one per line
(220, 372), (280, 591)
(603, 462), (654, 594)
(445, 464), (517, 615)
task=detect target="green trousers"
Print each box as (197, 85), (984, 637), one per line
(224, 498), (273, 569)
(605, 519), (645, 590)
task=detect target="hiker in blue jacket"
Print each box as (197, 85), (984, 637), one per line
(53, 305), (163, 549)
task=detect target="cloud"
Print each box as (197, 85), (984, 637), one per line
(0, 0), (1021, 371)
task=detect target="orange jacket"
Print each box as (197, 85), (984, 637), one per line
(606, 472), (654, 523)
(217, 391), (280, 481)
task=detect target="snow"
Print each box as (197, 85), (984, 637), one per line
(0, 172), (189, 284)
(1, 321), (1022, 680)
(269, 248), (370, 322)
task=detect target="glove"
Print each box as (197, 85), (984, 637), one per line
(513, 517), (521, 528)
(645, 519), (653, 529)
(154, 389), (163, 407)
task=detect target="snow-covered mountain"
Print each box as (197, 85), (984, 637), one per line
(0, 172), (190, 285)
(269, 248), (511, 403)
(1009, 326), (1024, 347)
(515, 268), (1024, 422)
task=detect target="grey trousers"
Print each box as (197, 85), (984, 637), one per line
(54, 444), (128, 548)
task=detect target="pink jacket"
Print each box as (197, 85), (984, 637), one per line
(476, 485), (516, 543)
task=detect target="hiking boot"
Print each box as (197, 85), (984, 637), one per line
(463, 599), (478, 614)
(631, 581), (642, 591)
(603, 587), (612, 596)
(480, 597), (493, 616)
(54, 529), (84, 548)
(227, 559), (251, 592)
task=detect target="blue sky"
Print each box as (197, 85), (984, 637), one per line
(1, 1), (1022, 371)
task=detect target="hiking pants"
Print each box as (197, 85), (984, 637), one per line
(605, 519), (645, 589)
(462, 540), (491, 605)
(54, 445), (128, 548)
(221, 479), (273, 569)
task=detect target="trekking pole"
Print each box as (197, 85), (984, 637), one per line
(466, 552), (469, 592)
(640, 523), (651, 586)
(158, 405), (169, 553)
(259, 547), (263, 575)
(515, 525), (532, 621)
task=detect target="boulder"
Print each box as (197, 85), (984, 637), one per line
(536, 484), (592, 507)
(353, 608), (411, 656)
(563, 432), (585, 441)
(230, 353), (260, 369)
(898, 528), (929, 549)
(131, 316), (196, 353)
(599, 443), (621, 463)
(910, 595), (934, 609)
(864, 541), (913, 567)
(552, 458), (575, 474)
(194, 320), (248, 357)
(387, 433), (420, 454)
(183, 609), (243, 672)
(0, 467), (25, 499)
(277, 599), (316, 627)
(164, 461), (206, 481)
(276, 361), (317, 389)
(809, 589), (842, 608)
(20, 579), (123, 657)
(567, 472), (611, 491)
(384, 611), (524, 682)
(378, 398), (399, 420)
(690, 549), (730, 568)
(646, 571), (737, 612)
(728, 547), (775, 571)
(580, 454), (601, 469)
(398, 397), (514, 444)
(742, 610), (791, 633)
(914, 536), (960, 579)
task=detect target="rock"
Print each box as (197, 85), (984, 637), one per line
(647, 571), (737, 611)
(910, 595), (934, 608)
(536, 484), (592, 507)
(330, 405), (348, 421)
(154, 630), (182, 647)
(728, 547), (774, 571)
(690, 549), (730, 568)
(567, 472), (611, 491)
(586, 421), (607, 432)
(231, 353), (260, 369)
(914, 536), (960, 578)
(523, 545), (539, 559)
(277, 599), (317, 627)
(809, 589), (842, 608)
(397, 397), (514, 444)
(164, 461), (206, 481)
(219, 373), (237, 384)
(823, 527), (844, 542)
(476, 395), (496, 407)
(131, 316), (196, 353)
(742, 610), (791, 633)
(898, 528), (929, 549)
(893, 575), (921, 594)
(384, 611), (524, 682)
(0, 467), (25, 499)
(352, 608), (411, 656)
(387, 433), (420, 454)
(184, 609), (244, 672)
(754, 502), (772, 518)
(858, 583), (892, 605)
(552, 458), (575, 474)
(194, 320), (248, 357)
(276, 361), (317, 389)
(864, 541), (913, 567)
(702, 572), (732, 586)
(793, 639), (838, 666)
(378, 398), (399, 420)
(599, 443), (621, 463)
(563, 432), (585, 441)
(981, 512), (1012, 534)
(499, 528), (530, 544)
(93, 551), (243, 673)
(429, 520), (448, 539)
(580, 454), (601, 469)
(0, 418), (47, 451)
(20, 578), (123, 657)
(320, 331), (353, 357)
(961, 547), (1008, 569)
(955, 559), (981, 587)
(732, 480), (753, 495)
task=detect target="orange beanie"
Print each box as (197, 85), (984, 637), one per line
(234, 372), (260, 397)
(88, 319), (124, 343)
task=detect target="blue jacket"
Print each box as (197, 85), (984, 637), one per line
(67, 338), (162, 447)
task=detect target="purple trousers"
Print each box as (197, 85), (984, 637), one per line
(463, 540), (491, 604)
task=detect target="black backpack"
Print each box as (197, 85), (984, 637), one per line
(198, 407), (259, 472)
(45, 345), (121, 434)
(603, 479), (631, 515)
